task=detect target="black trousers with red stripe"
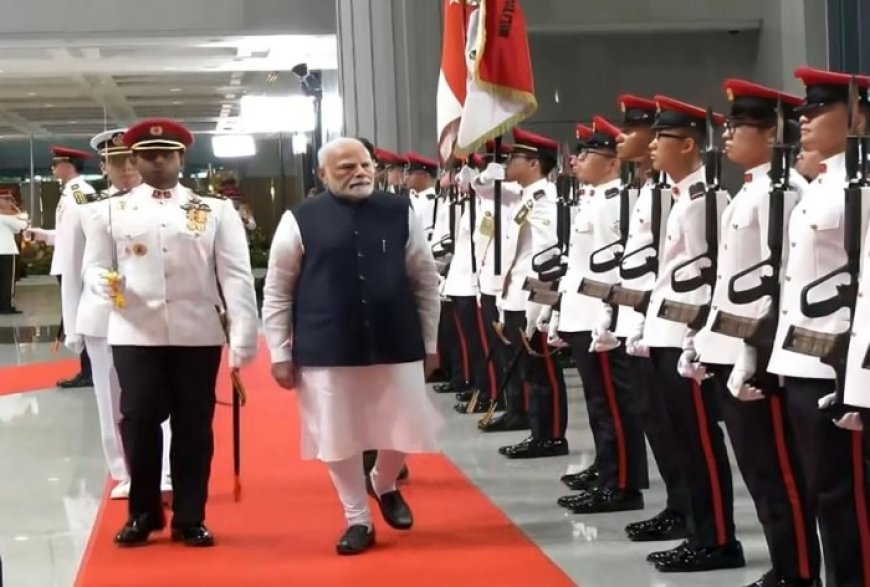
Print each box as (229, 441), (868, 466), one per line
(783, 377), (870, 587)
(708, 366), (820, 582)
(438, 300), (467, 389)
(478, 295), (506, 403)
(623, 351), (689, 513)
(505, 310), (565, 439)
(450, 296), (493, 398)
(562, 331), (648, 491)
(649, 347), (735, 548)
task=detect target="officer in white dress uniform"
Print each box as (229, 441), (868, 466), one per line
(82, 118), (258, 548)
(404, 152), (440, 241)
(0, 188), (28, 314)
(635, 96), (745, 572)
(57, 129), (173, 500)
(263, 138), (441, 556)
(766, 67), (870, 587)
(495, 128), (568, 460)
(555, 115), (649, 515)
(695, 79), (821, 587)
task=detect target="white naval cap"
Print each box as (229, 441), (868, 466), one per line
(90, 128), (131, 156)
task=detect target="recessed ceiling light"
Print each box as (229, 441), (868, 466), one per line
(164, 66), (177, 72)
(170, 88), (182, 93)
(172, 101), (183, 105)
(27, 92), (37, 97)
(44, 104), (54, 108)
(68, 121), (77, 125)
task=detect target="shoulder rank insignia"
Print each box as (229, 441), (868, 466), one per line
(605, 187), (620, 199)
(688, 182), (705, 200)
(514, 199), (534, 225)
(181, 196), (212, 232)
(533, 190), (546, 201)
(478, 211), (494, 237)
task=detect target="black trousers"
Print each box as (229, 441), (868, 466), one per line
(451, 296), (493, 397)
(504, 310), (566, 440)
(113, 345), (222, 527)
(649, 347), (735, 548)
(55, 274), (91, 377)
(708, 366), (821, 582)
(0, 254), (14, 312)
(783, 377), (870, 587)
(624, 351), (689, 514)
(478, 295), (504, 402)
(562, 331), (648, 491)
(438, 300), (466, 388)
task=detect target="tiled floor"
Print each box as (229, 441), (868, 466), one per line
(0, 279), (776, 586)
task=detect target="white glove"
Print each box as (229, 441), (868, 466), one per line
(495, 296), (505, 325)
(92, 270), (125, 300)
(229, 347), (257, 369)
(438, 276), (448, 300)
(818, 392), (838, 410)
(535, 306), (552, 332)
(457, 165), (478, 191)
(590, 305), (620, 352)
(625, 320), (649, 357)
(480, 162), (506, 183)
(547, 310), (566, 347)
(525, 302), (545, 338)
(64, 335), (84, 355)
(676, 333), (708, 382)
(727, 346), (764, 401)
(834, 411), (863, 431)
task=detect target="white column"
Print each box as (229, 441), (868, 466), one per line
(336, 0), (442, 157)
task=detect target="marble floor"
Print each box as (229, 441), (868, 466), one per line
(0, 278), (777, 587)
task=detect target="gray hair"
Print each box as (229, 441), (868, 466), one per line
(317, 137), (369, 167)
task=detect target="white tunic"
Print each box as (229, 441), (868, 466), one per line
(475, 180), (522, 296)
(50, 177), (96, 275)
(844, 192), (870, 407)
(262, 205), (443, 462)
(444, 198), (480, 297)
(769, 153), (853, 379)
(644, 166), (711, 348)
(410, 187), (438, 241)
(81, 183), (258, 349)
(0, 212), (28, 255)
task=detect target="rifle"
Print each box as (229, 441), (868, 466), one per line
(657, 109), (727, 330)
(782, 77), (869, 409)
(607, 170), (671, 315)
(579, 162), (639, 302)
(531, 166), (574, 284)
(711, 100), (792, 394)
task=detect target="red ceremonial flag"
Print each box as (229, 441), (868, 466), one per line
(456, 0), (537, 155)
(437, 0), (472, 164)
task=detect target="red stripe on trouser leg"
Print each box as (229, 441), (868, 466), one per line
(451, 310), (470, 383)
(597, 351), (627, 491)
(769, 396), (811, 579)
(690, 380), (727, 546)
(539, 331), (562, 440)
(850, 432), (870, 586)
(476, 306), (499, 401)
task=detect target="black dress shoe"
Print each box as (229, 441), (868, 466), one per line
(336, 525), (375, 555)
(171, 523), (215, 547)
(561, 465), (600, 491)
(454, 399), (491, 414)
(366, 477), (413, 530)
(504, 438), (569, 459)
(57, 373), (93, 389)
(433, 382), (456, 393)
(646, 539), (690, 563)
(499, 435), (532, 456)
(569, 488), (644, 514)
(655, 541), (745, 573)
(744, 570), (821, 587)
(625, 508), (689, 542)
(556, 488), (598, 508)
(479, 413), (528, 433)
(114, 512), (166, 547)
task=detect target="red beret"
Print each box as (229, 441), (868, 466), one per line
(404, 152), (439, 172)
(123, 118), (194, 151)
(652, 95), (726, 130)
(50, 146), (91, 162)
(512, 128), (558, 159)
(468, 153), (486, 169)
(374, 148), (407, 167)
(575, 124), (594, 140)
(483, 139), (512, 156)
(617, 94), (657, 125)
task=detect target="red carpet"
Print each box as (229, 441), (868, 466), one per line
(0, 358), (79, 396)
(73, 353), (575, 586)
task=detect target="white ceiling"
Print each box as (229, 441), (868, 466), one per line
(0, 34), (338, 139)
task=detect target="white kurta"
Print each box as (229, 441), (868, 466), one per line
(262, 204), (443, 463)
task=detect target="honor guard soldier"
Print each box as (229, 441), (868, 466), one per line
(82, 118), (259, 547)
(0, 188), (28, 314)
(404, 153), (440, 241)
(472, 142), (526, 430)
(41, 147), (97, 388)
(373, 148), (408, 194)
(765, 67), (870, 587)
(496, 128), (568, 459)
(57, 128), (173, 500)
(555, 117), (648, 513)
(634, 96), (745, 572)
(694, 80), (822, 587)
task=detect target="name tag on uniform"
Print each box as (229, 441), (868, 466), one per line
(478, 212), (494, 237)
(514, 199), (534, 225)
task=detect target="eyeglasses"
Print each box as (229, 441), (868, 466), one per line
(724, 120), (771, 134)
(508, 153), (538, 163)
(654, 131), (688, 141)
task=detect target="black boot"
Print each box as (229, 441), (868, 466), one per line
(336, 525), (375, 555)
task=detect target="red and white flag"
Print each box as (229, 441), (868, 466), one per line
(436, 0), (471, 164)
(455, 0), (537, 155)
